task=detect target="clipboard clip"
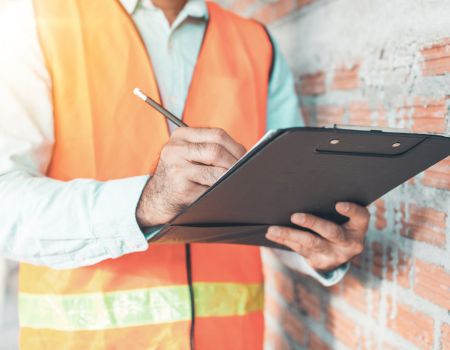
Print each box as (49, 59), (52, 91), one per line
(331, 124), (411, 133)
(317, 126), (427, 157)
(331, 124), (448, 137)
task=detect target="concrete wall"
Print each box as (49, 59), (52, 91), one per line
(220, 0), (450, 349)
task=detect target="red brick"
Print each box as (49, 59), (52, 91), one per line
(386, 248), (411, 288)
(252, 0), (295, 24)
(300, 72), (326, 96)
(348, 102), (372, 125)
(442, 323), (450, 350)
(283, 310), (306, 346)
(423, 157), (450, 190)
(421, 38), (450, 76)
(421, 38), (450, 59)
(266, 291), (307, 346)
(296, 285), (321, 321)
(411, 98), (447, 133)
(265, 295), (304, 348)
(265, 269), (295, 303)
(373, 107), (389, 127)
(327, 281), (342, 296)
(374, 199), (387, 230)
(371, 241), (383, 278)
(331, 64), (360, 91)
(414, 259), (450, 310)
(400, 204), (447, 247)
(387, 301), (434, 349)
(347, 102), (387, 127)
(397, 251), (412, 288)
(326, 306), (360, 349)
(342, 273), (366, 312)
(385, 246), (395, 281)
(308, 332), (331, 350)
(394, 201), (406, 229)
(316, 105), (345, 126)
(395, 98), (447, 133)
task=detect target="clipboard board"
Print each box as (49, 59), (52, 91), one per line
(144, 126), (450, 250)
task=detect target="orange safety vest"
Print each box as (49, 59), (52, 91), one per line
(20, 1), (273, 349)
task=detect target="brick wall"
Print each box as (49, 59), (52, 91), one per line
(220, 0), (450, 349)
(0, 1), (449, 349)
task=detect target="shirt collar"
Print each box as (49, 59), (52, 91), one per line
(120, 0), (208, 19)
(120, 0), (140, 14)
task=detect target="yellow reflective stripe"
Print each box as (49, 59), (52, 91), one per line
(194, 282), (263, 318)
(19, 282), (263, 331)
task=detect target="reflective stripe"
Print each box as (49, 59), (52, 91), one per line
(19, 282), (264, 331)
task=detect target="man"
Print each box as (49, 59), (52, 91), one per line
(0, 0), (369, 348)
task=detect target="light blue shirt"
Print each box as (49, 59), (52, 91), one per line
(0, 0), (346, 285)
(129, 0), (346, 284)
(130, 0), (303, 130)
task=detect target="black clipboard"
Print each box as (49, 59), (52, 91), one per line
(144, 126), (450, 250)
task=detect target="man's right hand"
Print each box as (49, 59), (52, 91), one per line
(136, 127), (246, 227)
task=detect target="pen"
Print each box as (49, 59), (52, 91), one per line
(133, 88), (188, 128)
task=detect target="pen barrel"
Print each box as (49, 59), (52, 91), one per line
(145, 97), (187, 128)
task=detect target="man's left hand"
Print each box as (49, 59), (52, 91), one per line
(266, 202), (370, 272)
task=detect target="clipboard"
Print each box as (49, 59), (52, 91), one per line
(144, 126), (450, 250)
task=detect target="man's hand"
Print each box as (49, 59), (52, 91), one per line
(137, 127), (246, 227)
(266, 202), (370, 272)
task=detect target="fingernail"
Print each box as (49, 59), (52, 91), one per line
(338, 202), (350, 212)
(294, 213), (306, 225)
(267, 227), (280, 238)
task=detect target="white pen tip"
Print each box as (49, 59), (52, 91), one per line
(133, 88), (147, 101)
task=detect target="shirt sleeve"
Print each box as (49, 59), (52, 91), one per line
(266, 35), (304, 130)
(267, 248), (350, 287)
(0, 0), (149, 270)
(265, 33), (348, 286)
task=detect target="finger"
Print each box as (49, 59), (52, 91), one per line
(336, 202), (370, 232)
(183, 163), (227, 186)
(171, 127), (246, 159)
(184, 142), (238, 169)
(290, 212), (346, 244)
(162, 142), (238, 169)
(265, 226), (327, 257)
